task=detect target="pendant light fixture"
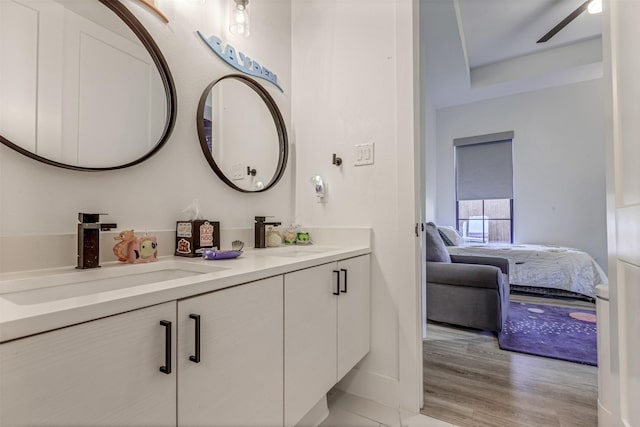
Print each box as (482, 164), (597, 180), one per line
(230, 0), (250, 37)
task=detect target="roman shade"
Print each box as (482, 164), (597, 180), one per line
(454, 132), (513, 201)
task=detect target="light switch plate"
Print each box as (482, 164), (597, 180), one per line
(354, 143), (374, 166)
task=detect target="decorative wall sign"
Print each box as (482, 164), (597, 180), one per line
(137, 0), (169, 23)
(197, 31), (283, 92)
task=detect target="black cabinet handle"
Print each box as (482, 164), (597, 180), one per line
(159, 320), (172, 374)
(333, 270), (340, 295)
(189, 314), (201, 363)
(341, 268), (348, 293)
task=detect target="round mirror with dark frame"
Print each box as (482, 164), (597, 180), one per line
(197, 74), (288, 193)
(0, 0), (176, 171)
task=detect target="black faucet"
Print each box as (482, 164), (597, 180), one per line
(77, 213), (117, 269)
(254, 216), (281, 249)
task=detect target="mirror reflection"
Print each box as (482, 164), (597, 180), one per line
(197, 75), (287, 193)
(0, 0), (175, 170)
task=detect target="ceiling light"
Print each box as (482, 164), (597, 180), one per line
(588, 0), (602, 14)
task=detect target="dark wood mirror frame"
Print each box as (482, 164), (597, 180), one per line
(196, 74), (288, 193)
(0, 0), (177, 172)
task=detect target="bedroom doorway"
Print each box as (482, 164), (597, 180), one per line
(418, 0), (604, 425)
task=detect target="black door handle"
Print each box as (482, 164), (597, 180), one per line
(341, 268), (348, 293)
(159, 320), (172, 374)
(333, 270), (340, 295)
(189, 314), (201, 363)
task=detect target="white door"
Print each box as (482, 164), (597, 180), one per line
(605, 1), (640, 425)
(177, 276), (284, 427)
(284, 262), (338, 427)
(0, 0), (63, 155)
(337, 255), (371, 381)
(0, 302), (177, 427)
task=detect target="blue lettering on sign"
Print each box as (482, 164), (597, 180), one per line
(196, 31), (284, 93)
(224, 45), (237, 63)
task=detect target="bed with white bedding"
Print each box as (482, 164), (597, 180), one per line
(437, 227), (607, 299)
(445, 244), (607, 299)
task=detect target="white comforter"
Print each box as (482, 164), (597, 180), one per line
(446, 244), (608, 298)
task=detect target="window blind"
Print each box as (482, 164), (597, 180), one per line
(455, 133), (513, 201)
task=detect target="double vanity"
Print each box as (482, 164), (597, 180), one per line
(0, 245), (371, 427)
(0, 1), (365, 424)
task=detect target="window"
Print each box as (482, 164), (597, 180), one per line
(454, 132), (514, 244)
(457, 199), (513, 244)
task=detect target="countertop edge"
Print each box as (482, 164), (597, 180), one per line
(0, 247), (371, 343)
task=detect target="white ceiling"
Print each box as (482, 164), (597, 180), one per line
(422, 0), (603, 109)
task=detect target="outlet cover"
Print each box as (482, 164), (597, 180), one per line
(354, 143), (374, 166)
(231, 163), (245, 180)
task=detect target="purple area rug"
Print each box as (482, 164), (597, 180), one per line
(498, 302), (597, 366)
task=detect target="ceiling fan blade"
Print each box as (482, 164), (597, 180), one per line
(537, 0), (591, 43)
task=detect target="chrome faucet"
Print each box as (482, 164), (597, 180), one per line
(77, 213), (117, 269)
(254, 216), (281, 249)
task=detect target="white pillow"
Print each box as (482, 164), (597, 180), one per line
(438, 226), (464, 246)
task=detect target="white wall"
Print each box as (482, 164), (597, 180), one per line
(0, 0), (293, 257)
(0, 0), (423, 412)
(424, 104), (437, 221)
(434, 79), (608, 272)
(292, 0), (420, 411)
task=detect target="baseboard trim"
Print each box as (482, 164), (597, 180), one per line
(294, 395), (329, 427)
(598, 400), (616, 426)
(335, 367), (399, 409)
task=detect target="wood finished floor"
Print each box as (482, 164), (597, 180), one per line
(421, 295), (598, 427)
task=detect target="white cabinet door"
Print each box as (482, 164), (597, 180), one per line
(177, 276), (284, 427)
(337, 255), (371, 380)
(284, 262), (338, 427)
(0, 302), (177, 427)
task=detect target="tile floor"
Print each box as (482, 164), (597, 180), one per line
(320, 390), (456, 427)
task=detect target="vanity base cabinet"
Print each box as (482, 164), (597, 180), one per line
(337, 255), (371, 381)
(0, 252), (369, 427)
(284, 255), (371, 427)
(284, 262), (339, 427)
(0, 302), (177, 427)
(177, 276), (284, 427)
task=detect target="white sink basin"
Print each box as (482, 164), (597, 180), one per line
(0, 262), (226, 306)
(252, 246), (339, 258)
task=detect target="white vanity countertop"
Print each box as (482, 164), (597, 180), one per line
(0, 245), (370, 342)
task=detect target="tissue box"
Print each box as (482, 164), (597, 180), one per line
(175, 220), (220, 257)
